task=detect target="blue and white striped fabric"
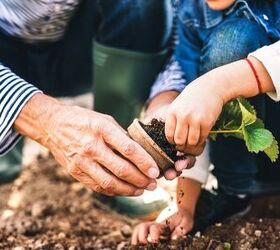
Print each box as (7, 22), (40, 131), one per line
(0, 1), (81, 155)
(0, 0), (81, 42)
(149, 57), (186, 100)
(0, 64), (42, 155)
(0, 0), (187, 156)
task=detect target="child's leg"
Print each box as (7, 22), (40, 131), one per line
(199, 17), (271, 195)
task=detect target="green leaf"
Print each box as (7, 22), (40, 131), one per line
(264, 139), (279, 162)
(209, 133), (217, 140)
(237, 97), (256, 115)
(243, 123), (273, 153)
(210, 98), (279, 162)
(213, 99), (242, 131)
(237, 98), (257, 126)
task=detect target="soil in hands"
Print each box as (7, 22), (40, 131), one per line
(140, 119), (185, 161)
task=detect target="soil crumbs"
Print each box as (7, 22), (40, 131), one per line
(0, 155), (280, 250)
(140, 119), (182, 162)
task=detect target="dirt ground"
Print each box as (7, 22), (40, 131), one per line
(0, 155), (280, 250)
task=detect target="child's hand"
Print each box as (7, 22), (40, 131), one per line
(131, 221), (166, 245)
(166, 208), (194, 240)
(165, 73), (226, 156)
(131, 208), (194, 245)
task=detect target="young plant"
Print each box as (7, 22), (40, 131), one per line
(210, 97), (279, 162)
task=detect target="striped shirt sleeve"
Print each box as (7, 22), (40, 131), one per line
(0, 63), (42, 156)
(148, 1), (187, 101)
(148, 57), (187, 100)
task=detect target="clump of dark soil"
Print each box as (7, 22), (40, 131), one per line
(1, 155), (280, 249)
(140, 119), (184, 161)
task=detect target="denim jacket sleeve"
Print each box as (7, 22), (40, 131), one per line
(250, 40), (280, 101)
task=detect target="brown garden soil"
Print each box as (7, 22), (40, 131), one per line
(140, 119), (181, 162)
(0, 155), (280, 250)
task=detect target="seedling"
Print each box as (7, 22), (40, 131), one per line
(210, 97), (279, 162)
(128, 97), (279, 174)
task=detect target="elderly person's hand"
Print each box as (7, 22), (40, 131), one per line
(15, 93), (160, 196)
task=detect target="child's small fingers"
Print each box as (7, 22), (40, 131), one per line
(149, 224), (162, 243)
(174, 159), (189, 171)
(199, 122), (212, 145)
(175, 156), (196, 171)
(138, 224), (149, 244)
(184, 142), (205, 156)
(187, 124), (200, 148)
(171, 227), (182, 240)
(171, 224), (190, 240)
(165, 113), (177, 144)
(131, 226), (140, 245)
(163, 168), (178, 180)
(174, 122), (189, 152)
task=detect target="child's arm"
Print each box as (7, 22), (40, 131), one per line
(165, 50), (278, 156)
(131, 147), (209, 244)
(131, 177), (202, 245)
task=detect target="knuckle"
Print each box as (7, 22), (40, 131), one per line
(203, 117), (214, 128)
(179, 111), (189, 121)
(67, 163), (81, 176)
(174, 135), (186, 146)
(126, 189), (137, 196)
(188, 136), (198, 146)
(116, 165), (129, 179)
(83, 143), (98, 156)
(123, 142), (136, 156)
(135, 178), (149, 188)
(91, 184), (103, 193)
(190, 114), (202, 124)
(100, 178), (114, 190)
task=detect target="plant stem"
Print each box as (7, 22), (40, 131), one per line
(210, 129), (242, 134)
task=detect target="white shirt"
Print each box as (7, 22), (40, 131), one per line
(250, 41), (280, 101)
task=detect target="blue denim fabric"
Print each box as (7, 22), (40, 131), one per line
(174, 0), (280, 194)
(175, 0), (280, 84)
(96, 0), (173, 53)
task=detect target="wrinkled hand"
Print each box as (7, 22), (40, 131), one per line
(145, 105), (196, 180)
(15, 94), (160, 196)
(165, 74), (226, 156)
(131, 208), (194, 245)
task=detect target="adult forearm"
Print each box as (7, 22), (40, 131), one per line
(14, 93), (61, 147)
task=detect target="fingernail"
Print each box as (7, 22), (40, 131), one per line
(146, 182), (157, 191)
(175, 159), (189, 171)
(176, 151), (185, 157)
(134, 189), (144, 196)
(148, 167), (159, 178)
(165, 169), (177, 180)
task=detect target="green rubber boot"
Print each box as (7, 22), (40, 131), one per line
(0, 139), (24, 183)
(93, 41), (168, 127)
(93, 42), (169, 218)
